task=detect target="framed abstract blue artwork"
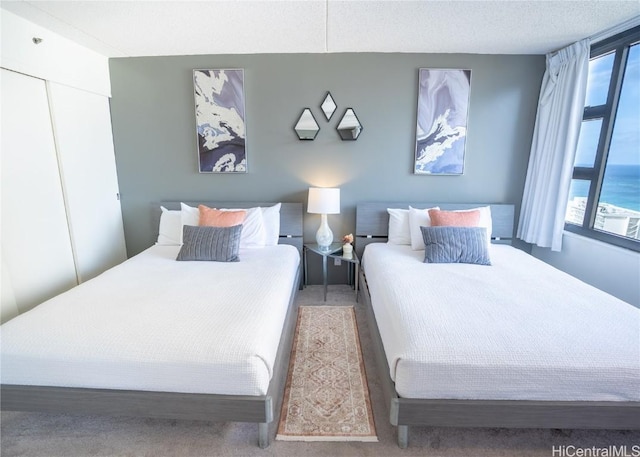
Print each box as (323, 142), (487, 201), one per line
(193, 69), (247, 173)
(414, 69), (471, 175)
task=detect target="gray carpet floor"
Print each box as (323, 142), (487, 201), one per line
(2, 285), (638, 457)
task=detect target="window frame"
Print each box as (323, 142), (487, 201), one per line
(564, 25), (640, 252)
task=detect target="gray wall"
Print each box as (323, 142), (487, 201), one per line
(532, 233), (640, 308)
(109, 53), (544, 283)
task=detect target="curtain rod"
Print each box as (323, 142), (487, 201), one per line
(588, 15), (640, 44)
(550, 15), (639, 55)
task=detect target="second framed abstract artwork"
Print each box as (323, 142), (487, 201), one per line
(414, 69), (471, 175)
(193, 69), (247, 173)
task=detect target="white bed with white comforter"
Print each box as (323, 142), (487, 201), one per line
(363, 242), (640, 402)
(356, 202), (640, 448)
(1, 244), (300, 396)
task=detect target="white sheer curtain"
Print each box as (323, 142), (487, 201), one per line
(517, 39), (590, 251)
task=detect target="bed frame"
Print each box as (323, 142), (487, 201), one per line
(1, 201), (303, 449)
(355, 202), (640, 448)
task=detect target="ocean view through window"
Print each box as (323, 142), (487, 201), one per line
(565, 26), (640, 251)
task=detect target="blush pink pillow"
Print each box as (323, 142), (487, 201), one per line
(428, 208), (481, 227)
(198, 205), (246, 227)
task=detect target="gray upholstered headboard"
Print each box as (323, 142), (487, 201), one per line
(355, 202), (515, 258)
(155, 201), (303, 253)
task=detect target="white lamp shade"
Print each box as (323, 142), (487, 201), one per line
(307, 187), (340, 214)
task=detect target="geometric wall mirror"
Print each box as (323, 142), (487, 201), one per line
(336, 108), (363, 140)
(294, 108), (320, 140)
(320, 92), (337, 121)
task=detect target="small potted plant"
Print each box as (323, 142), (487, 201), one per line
(342, 233), (354, 258)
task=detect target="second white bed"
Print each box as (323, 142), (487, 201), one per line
(363, 243), (640, 402)
(1, 244), (300, 396)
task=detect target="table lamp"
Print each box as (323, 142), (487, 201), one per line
(307, 187), (340, 250)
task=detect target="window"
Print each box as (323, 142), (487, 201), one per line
(565, 26), (640, 251)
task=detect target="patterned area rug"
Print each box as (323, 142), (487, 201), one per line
(276, 306), (377, 442)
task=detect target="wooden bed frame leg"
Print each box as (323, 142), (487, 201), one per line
(258, 422), (270, 449)
(397, 425), (409, 449)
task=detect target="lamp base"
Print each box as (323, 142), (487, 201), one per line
(316, 214), (333, 250)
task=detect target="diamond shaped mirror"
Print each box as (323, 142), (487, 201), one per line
(336, 108), (363, 140)
(320, 92), (337, 121)
(294, 108), (320, 140)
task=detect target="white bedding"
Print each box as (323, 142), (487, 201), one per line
(363, 243), (640, 401)
(1, 244), (300, 396)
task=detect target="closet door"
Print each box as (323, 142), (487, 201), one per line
(48, 82), (127, 282)
(0, 69), (77, 316)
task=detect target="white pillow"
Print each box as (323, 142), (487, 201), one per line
(387, 208), (410, 245)
(476, 206), (493, 242)
(181, 202), (267, 248)
(180, 202), (200, 244)
(261, 203), (281, 246)
(408, 206), (440, 250)
(452, 206), (493, 246)
(157, 206), (182, 246)
(223, 207), (266, 248)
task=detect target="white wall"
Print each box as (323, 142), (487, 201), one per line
(532, 231), (640, 308)
(1, 11), (123, 322)
(1, 9), (111, 96)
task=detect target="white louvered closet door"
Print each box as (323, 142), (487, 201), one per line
(1, 68), (78, 319)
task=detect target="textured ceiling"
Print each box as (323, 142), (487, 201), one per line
(2, 0), (639, 57)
